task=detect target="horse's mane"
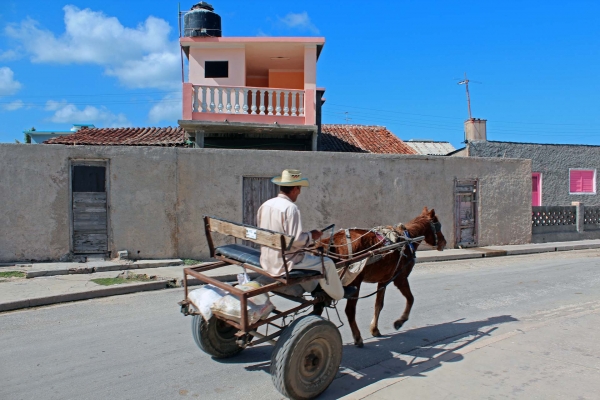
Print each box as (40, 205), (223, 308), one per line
(403, 214), (432, 233)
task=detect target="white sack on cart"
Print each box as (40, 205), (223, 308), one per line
(188, 285), (228, 321)
(211, 281), (275, 325)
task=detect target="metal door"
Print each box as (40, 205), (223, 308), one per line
(71, 162), (108, 253)
(455, 179), (478, 248)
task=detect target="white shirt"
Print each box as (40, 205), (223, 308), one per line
(257, 194), (310, 276)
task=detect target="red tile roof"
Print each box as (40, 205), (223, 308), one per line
(43, 124), (415, 154)
(43, 127), (186, 146)
(320, 124), (416, 154)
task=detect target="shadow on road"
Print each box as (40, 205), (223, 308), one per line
(320, 314), (518, 399)
(210, 314), (518, 398)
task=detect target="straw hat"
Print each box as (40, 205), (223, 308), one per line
(271, 169), (310, 187)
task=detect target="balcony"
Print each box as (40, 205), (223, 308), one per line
(182, 83), (315, 127)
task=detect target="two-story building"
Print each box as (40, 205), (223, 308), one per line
(178, 2), (324, 151)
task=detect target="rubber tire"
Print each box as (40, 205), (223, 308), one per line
(191, 315), (244, 359)
(270, 315), (342, 400)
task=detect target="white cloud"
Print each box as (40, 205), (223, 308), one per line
(6, 6), (179, 89)
(278, 12), (319, 34)
(148, 95), (181, 124)
(45, 100), (131, 127)
(0, 49), (20, 61)
(2, 99), (24, 111)
(0, 67), (22, 96)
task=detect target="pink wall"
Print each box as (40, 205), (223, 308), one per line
(188, 47), (246, 87)
(303, 46), (317, 125)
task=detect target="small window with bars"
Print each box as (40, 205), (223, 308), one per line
(569, 169), (596, 194)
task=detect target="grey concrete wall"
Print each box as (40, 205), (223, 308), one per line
(0, 144), (531, 262)
(468, 141), (600, 206)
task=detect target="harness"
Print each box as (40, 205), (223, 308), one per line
(346, 219), (443, 300)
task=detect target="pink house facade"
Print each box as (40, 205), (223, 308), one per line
(178, 5), (325, 151)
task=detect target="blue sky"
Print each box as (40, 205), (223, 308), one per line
(1, 0), (599, 148)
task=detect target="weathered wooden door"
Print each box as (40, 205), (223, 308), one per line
(243, 177), (278, 246)
(71, 162), (108, 254)
(455, 179), (478, 248)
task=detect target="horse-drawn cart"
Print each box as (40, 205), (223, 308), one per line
(179, 216), (423, 400)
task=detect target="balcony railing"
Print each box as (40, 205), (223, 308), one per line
(190, 85), (305, 117)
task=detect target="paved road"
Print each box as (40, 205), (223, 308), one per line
(2, 249), (600, 400)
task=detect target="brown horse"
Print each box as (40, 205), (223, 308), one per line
(323, 207), (447, 347)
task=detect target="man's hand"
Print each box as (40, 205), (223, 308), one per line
(310, 230), (323, 240)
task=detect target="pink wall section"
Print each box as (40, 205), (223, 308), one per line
(268, 70), (304, 89)
(189, 47), (246, 86)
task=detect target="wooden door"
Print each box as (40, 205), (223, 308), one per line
(72, 163), (108, 254)
(532, 173), (541, 206)
(243, 177), (278, 247)
(455, 180), (478, 248)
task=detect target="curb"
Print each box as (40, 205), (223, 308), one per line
(0, 280), (173, 313)
(25, 259), (183, 278)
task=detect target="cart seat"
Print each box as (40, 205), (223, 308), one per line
(214, 244), (322, 279)
(215, 244), (261, 267)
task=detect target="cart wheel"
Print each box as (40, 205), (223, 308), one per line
(191, 315), (244, 359)
(270, 315), (342, 400)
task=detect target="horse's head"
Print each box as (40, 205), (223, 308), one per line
(420, 207), (446, 251)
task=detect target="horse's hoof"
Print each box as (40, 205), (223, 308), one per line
(355, 338), (364, 348)
(370, 328), (382, 337)
(393, 319), (406, 330)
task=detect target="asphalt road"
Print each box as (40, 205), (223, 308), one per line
(2, 249), (600, 400)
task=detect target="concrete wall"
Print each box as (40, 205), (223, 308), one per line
(0, 144), (531, 262)
(468, 141), (600, 206)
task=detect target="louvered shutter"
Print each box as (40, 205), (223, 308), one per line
(570, 170), (595, 193)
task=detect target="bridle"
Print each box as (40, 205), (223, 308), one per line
(429, 220), (442, 247)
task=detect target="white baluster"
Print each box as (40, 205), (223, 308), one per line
(275, 90), (282, 116)
(234, 88), (240, 113)
(259, 90), (266, 115)
(242, 89), (249, 114)
(267, 90), (274, 115)
(283, 91), (290, 116)
(201, 86), (207, 112)
(291, 91), (297, 116)
(250, 89), (257, 115)
(299, 92), (305, 116)
(192, 86), (199, 112)
(209, 87), (216, 113)
(225, 88), (232, 113)
(217, 88), (224, 113)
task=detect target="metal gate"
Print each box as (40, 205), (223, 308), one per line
(242, 177), (279, 246)
(455, 179), (478, 248)
(71, 161), (108, 254)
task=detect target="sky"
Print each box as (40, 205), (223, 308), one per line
(0, 0), (599, 148)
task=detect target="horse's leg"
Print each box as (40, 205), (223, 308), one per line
(344, 278), (364, 347)
(393, 277), (414, 330)
(369, 283), (386, 337)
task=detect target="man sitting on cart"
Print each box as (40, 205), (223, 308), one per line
(257, 169), (357, 301)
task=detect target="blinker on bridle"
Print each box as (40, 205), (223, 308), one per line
(430, 221), (442, 246)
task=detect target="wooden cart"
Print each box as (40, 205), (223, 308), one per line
(179, 216), (420, 400)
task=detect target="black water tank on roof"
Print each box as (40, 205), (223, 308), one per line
(184, 2), (222, 37)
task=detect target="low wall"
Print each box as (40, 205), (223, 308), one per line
(0, 144), (531, 262)
(532, 203), (600, 242)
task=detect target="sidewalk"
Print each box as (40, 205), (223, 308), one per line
(330, 301), (600, 399)
(1, 239), (600, 313)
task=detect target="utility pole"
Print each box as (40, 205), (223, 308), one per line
(344, 112), (352, 123)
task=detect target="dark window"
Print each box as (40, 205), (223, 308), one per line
(72, 166), (106, 192)
(205, 61), (228, 78)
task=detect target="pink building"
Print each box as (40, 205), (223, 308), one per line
(178, 2), (325, 151)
